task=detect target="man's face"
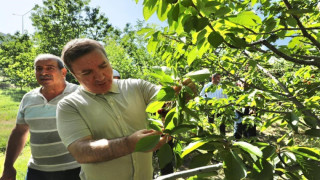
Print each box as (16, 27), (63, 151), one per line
(212, 74), (221, 85)
(35, 59), (66, 88)
(71, 50), (113, 94)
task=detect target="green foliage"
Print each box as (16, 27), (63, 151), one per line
(0, 34), (38, 88)
(31, 0), (114, 55)
(137, 0), (320, 178)
(134, 134), (160, 152)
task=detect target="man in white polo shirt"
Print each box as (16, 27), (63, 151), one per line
(1, 54), (80, 180)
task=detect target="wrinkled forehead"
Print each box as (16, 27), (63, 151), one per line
(35, 59), (59, 67)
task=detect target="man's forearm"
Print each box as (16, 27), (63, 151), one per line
(69, 136), (134, 164)
(3, 125), (29, 169)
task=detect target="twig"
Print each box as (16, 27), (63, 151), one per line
(282, 0), (320, 51)
(155, 163), (223, 180)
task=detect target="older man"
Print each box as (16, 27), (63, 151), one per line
(57, 38), (173, 180)
(1, 54), (80, 180)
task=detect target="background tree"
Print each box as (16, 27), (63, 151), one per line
(31, 0), (114, 55)
(104, 21), (165, 82)
(0, 33), (37, 89)
(137, 0), (320, 179)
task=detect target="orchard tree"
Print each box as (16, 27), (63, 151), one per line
(0, 33), (37, 89)
(135, 0), (320, 179)
(104, 21), (165, 82)
(31, 0), (114, 55)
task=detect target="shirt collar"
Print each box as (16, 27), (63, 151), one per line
(81, 79), (120, 95)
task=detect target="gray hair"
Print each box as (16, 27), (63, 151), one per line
(34, 54), (64, 69)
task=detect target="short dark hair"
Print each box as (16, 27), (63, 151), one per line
(61, 38), (108, 73)
(212, 73), (221, 78)
(34, 54), (64, 69)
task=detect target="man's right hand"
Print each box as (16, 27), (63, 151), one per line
(0, 167), (16, 180)
(127, 129), (162, 152)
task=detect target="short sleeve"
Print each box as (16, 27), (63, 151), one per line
(138, 79), (160, 104)
(56, 98), (92, 147)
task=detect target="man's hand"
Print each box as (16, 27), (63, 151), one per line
(127, 129), (162, 151)
(0, 167), (16, 180)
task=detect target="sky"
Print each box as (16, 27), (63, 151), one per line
(0, 0), (167, 35)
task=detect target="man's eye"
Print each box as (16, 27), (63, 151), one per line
(81, 71), (91, 75)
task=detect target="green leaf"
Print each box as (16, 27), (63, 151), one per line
(296, 155), (320, 180)
(228, 11), (262, 27)
(171, 124), (197, 135)
(251, 159), (274, 180)
(225, 33), (247, 48)
(233, 141), (263, 157)
(305, 128), (320, 137)
(157, 143), (174, 169)
(181, 0), (192, 7)
(286, 17), (297, 27)
(157, 86), (175, 101)
(164, 108), (176, 128)
(143, 0), (158, 20)
(262, 145), (276, 159)
(208, 31), (224, 48)
(146, 101), (165, 113)
(277, 134), (287, 143)
(134, 135), (160, 152)
(187, 46), (198, 65)
(149, 123), (162, 131)
(215, 7), (231, 17)
(172, 4), (180, 21)
(183, 15), (197, 33)
(157, 0), (170, 21)
(223, 150), (247, 180)
(195, 17), (209, 32)
(183, 107), (200, 120)
(185, 68), (211, 82)
(182, 140), (207, 157)
(286, 146), (320, 161)
(265, 18), (277, 33)
(189, 153), (213, 169)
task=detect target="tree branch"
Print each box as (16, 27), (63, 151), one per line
(256, 64), (320, 127)
(282, 0), (320, 51)
(261, 40), (320, 68)
(155, 163), (223, 180)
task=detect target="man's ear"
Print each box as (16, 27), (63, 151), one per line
(62, 68), (68, 77)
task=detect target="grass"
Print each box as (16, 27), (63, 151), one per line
(0, 87), (30, 179)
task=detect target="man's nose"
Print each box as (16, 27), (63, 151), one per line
(94, 70), (105, 81)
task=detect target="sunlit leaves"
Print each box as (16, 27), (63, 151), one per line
(228, 11), (262, 27)
(157, 86), (175, 101)
(233, 141), (263, 157)
(286, 146), (320, 161)
(185, 68), (211, 82)
(146, 101), (165, 113)
(143, 0), (158, 20)
(182, 140), (207, 157)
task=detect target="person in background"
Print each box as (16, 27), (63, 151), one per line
(57, 38), (196, 180)
(0, 54), (80, 180)
(234, 80), (257, 139)
(200, 73), (228, 135)
(112, 69), (120, 79)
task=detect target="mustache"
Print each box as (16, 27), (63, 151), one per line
(39, 75), (53, 80)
